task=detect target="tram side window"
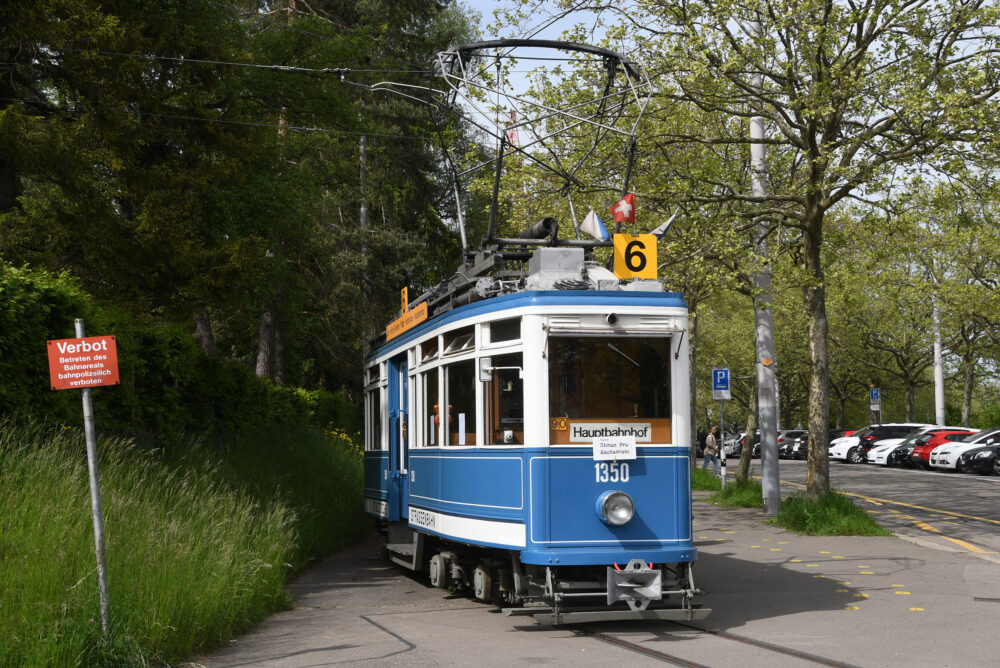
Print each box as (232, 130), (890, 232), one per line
(366, 387), (384, 451)
(487, 353), (523, 444)
(423, 368), (439, 446)
(489, 317), (521, 343)
(548, 336), (671, 443)
(445, 359), (477, 445)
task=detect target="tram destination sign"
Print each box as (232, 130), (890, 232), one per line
(47, 335), (119, 390)
(569, 422), (652, 443)
(386, 286), (429, 341)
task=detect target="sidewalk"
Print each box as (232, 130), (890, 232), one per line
(688, 492), (1000, 666)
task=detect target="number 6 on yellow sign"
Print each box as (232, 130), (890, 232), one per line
(613, 233), (657, 279)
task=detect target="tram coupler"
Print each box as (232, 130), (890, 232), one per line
(607, 559), (662, 611)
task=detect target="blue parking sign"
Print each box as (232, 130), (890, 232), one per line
(712, 368), (730, 400)
(870, 388), (880, 402)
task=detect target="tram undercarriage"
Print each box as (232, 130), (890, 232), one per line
(384, 523), (711, 625)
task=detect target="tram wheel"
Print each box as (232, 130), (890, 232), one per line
(473, 563), (492, 602)
(429, 554), (448, 589)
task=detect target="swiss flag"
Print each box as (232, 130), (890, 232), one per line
(610, 193), (636, 224)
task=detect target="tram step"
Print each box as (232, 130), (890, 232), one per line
(386, 542), (416, 557)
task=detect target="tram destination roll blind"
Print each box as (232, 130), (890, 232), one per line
(569, 422), (652, 442)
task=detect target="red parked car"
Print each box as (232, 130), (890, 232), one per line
(908, 429), (980, 469)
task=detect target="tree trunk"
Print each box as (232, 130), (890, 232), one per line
(804, 213), (831, 498)
(736, 374), (757, 481)
(255, 308), (276, 380)
(962, 350), (974, 427)
(194, 309), (218, 358)
(905, 383), (916, 422)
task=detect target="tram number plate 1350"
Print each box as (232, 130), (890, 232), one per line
(593, 436), (637, 461)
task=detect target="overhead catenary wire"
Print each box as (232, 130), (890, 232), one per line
(0, 96), (432, 141)
(51, 45), (433, 76)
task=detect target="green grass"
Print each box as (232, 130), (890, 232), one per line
(0, 418), (366, 666)
(691, 466), (721, 490)
(694, 472), (891, 536)
(770, 491), (893, 536)
(706, 477), (764, 507)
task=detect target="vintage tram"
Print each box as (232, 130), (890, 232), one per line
(362, 245), (709, 623)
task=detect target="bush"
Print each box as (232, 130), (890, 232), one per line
(0, 262), (360, 440)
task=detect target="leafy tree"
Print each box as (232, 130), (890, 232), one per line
(504, 0), (1000, 497)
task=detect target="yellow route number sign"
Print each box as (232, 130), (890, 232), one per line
(613, 234), (657, 279)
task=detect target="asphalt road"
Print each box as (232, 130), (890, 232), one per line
(771, 458), (1000, 559)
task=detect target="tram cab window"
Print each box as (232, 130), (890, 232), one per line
(486, 353), (523, 444)
(445, 359), (477, 445)
(548, 336), (671, 445)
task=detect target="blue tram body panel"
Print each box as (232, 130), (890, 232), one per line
(522, 448), (695, 565)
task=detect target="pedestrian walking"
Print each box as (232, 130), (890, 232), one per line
(703, 426), (719, 475)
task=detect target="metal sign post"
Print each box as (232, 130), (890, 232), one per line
(47, 319), (117, 636)
(76, 319), (110, 636)
(712, 369), (731, 488)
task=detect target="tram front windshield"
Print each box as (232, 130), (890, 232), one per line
(548, 336), (671, 422)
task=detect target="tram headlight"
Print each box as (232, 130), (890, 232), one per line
(596, 490), (635, 526)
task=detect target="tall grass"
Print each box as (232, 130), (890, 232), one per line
(0, 419), (365, 666)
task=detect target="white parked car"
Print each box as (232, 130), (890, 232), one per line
(722, 432), (741, 456)
(928, 428), (1000, 470)
(829, 423), (931, 464)
(866, 425), (975, 465)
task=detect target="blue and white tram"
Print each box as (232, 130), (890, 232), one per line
(363, 247), (709, 623)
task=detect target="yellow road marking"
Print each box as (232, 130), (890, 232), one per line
(854, 593), (869, 598)
(860, 571), (875, 574)
(770, 548), (782, 551)
(910, 607), (924, 611)
(914, 521), (940, 533)
(942, 536), (993, 554)
(894, 591), (911, 595)
(891, 584), (904, 587)
(832, 555), (845, 559)
(790, 559), (802, 562)
(806, 564), (819, 567)
(775, 478), (1000, 526)
(820, 550), (831, 554)
(845, 606), (860, 610)
(836, 588), (849, 592)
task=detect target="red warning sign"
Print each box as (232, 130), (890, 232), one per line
(47, 336), (120, 390)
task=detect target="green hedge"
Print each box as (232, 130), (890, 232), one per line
(0, 263), (359, 437)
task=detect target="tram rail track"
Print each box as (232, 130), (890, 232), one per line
(578, 621), (859, 667)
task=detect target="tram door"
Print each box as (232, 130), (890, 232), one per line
(387, 354), (409, 521)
